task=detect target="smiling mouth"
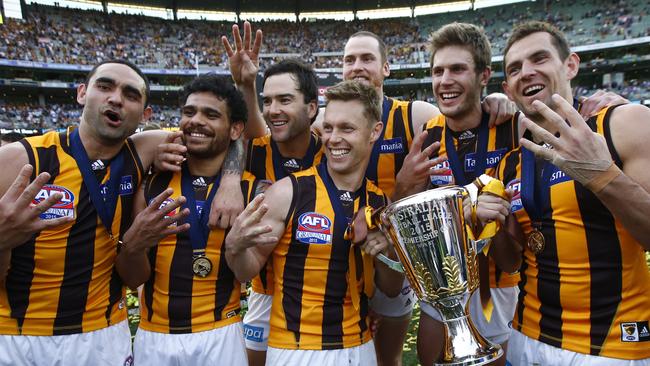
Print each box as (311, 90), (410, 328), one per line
(523, 84), (545, 97)
(271, 120), (288, 127)
(330, 148), (350, 157)
(440, 92), (461, 100)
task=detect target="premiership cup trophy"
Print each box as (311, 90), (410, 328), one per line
(374, 175), (503, 366)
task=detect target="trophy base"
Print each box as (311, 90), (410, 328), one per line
(434, 314), (503, 366)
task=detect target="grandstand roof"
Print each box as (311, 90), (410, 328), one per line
(108, 0), (453, 14)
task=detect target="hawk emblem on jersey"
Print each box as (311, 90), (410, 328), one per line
(430, 160), (453, 186)
(506, 179), (523, 212)
(33, 184), (75, 219)
(296, 212), (332, 244)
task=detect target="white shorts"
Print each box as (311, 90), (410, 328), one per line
(369, 278), (415, 318)
(133, 321), (247, 366)
(420, 286), (519, 344)
(242, 290), (272, 351)
(267, 340), (377, 366)
(0, 320), (132, 366)
(506, 330), (650, 366)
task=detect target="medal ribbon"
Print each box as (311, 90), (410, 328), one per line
(69, 128), (125, 238)
(270, 133), (318, 180)
(317, 163), (368, 311)
(180, 162), (220, 252)
(444, 111), (490, 186)
(364, 97), (393, 182)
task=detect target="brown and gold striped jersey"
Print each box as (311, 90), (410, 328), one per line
(268, 165), (387, 350)
(0, 128), (144, 335)
(495, 105), (650, 359)
(139, 169), (259, 334)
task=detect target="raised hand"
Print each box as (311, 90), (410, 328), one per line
(519, 95), (615, 189)
(394, 130), (446, 199)
(122, 188), (190, 252)
(0, 165), (75, 251)
(225, 194), (277, 254)
(154, 131), (186, 173)
(221, 21), (263, 86)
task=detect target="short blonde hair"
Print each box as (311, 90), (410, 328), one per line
(325, 81), (381, 125)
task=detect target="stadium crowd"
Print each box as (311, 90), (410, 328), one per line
(1, 0), (648, 70)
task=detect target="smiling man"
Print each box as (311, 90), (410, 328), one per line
(116, 74), (261, 365)
(0, 59), (188, 366)
(225, 80), (404, 366)
(493, 21), (650, 365)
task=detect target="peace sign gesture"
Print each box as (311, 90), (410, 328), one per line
(221, 21), (263, 86)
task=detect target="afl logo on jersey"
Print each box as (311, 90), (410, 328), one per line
(296, 212), (332, 244)
(430, 160), (453, 186)
(506, 179), (523, 212)
(33, 185), (75, 219)
(149, 197), (177, 219)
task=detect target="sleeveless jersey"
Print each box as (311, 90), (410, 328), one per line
(0, 128), (144, 335)
(495, 105), (650, 359)
(268, 165), (387, 350)
(139, 169), (259, 334)
(246, 132), (324, 295)
(423, 112), (520, 288)
(366, 97), (415, 198)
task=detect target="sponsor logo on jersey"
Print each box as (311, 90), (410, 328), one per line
(506, 178), (523, 212)
(430, 160), (453, 186)
(33, 184), (75, 219)
(243, 324), (265, 343)
(91, 159), (105, 171)
(149, 197), (177, 220)
(283, 158), (300, 170)
(457, 130), (475, 141)
(339, 191), (353, 205)
(192, 176), (207, 188)
(296, 212), (332, 244)
(547, 165), (572, 186)
(379, 137), (404, 154)
(465, 148), (507, 172)
(621, 321), (650, 342)
(120, 175), (134, 195)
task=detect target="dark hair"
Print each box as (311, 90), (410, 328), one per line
(325, 80), (381, 126)
(503, 21), (571, 74)
(263, 58), (319, 104)
(348, 31), (388, 64)
(0, 131), (25, 143)
(85, 59), (151, 106)
(179, 74), (247, 124)
(429, 22), (491, 73)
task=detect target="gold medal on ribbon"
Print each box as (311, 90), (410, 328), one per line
(192, 256), (212, 278)
(527, 229), (545, 254)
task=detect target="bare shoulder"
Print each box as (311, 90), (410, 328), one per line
(411, 100), (440, 131)
(608, 104), (650, 162)
(0, 142), (30, 194)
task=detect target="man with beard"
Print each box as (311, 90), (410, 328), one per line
(225, 81), (403, 366)
(117, 74), (259, 365)
(493, 21), (650, 365)
(0, 59), (188, 366)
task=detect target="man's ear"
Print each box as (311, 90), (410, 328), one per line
(502, 80), (514, 101)
(480, 67), (492, 87)
(565, 52), (580, 81)
(370, 121), (383, 144)
(77, 83), (87, 106)
(141, 106), (153, 123)
(230, 121), (245, 140)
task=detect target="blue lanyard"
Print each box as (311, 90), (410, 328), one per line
(69, 128), (125, 238)
(521, 98), (581, 223)
(317, 162), (367, 241)
(444, 112), (490, 186)
(270, 133), (318, 180)
(180, 163), (220, 250)
(365, 97), (393, 182)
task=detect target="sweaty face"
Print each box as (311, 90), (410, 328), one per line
(77, 63), (149, 144)
(503, 32), (576, 121)
(262, 73), (315, 143)
(343, 36), (390, 90)
(321, 99), (380, 176)
(431, 46), (488, 120)
(180, 92), (238, 159)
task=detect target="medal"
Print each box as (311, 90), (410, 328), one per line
(527, 229), (545, 254)
(192, 255), (213, 278)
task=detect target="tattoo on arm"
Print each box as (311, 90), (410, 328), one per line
(223, 138), (245, 176)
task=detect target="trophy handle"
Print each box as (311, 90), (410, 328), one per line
(376, 253), (404, 273)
